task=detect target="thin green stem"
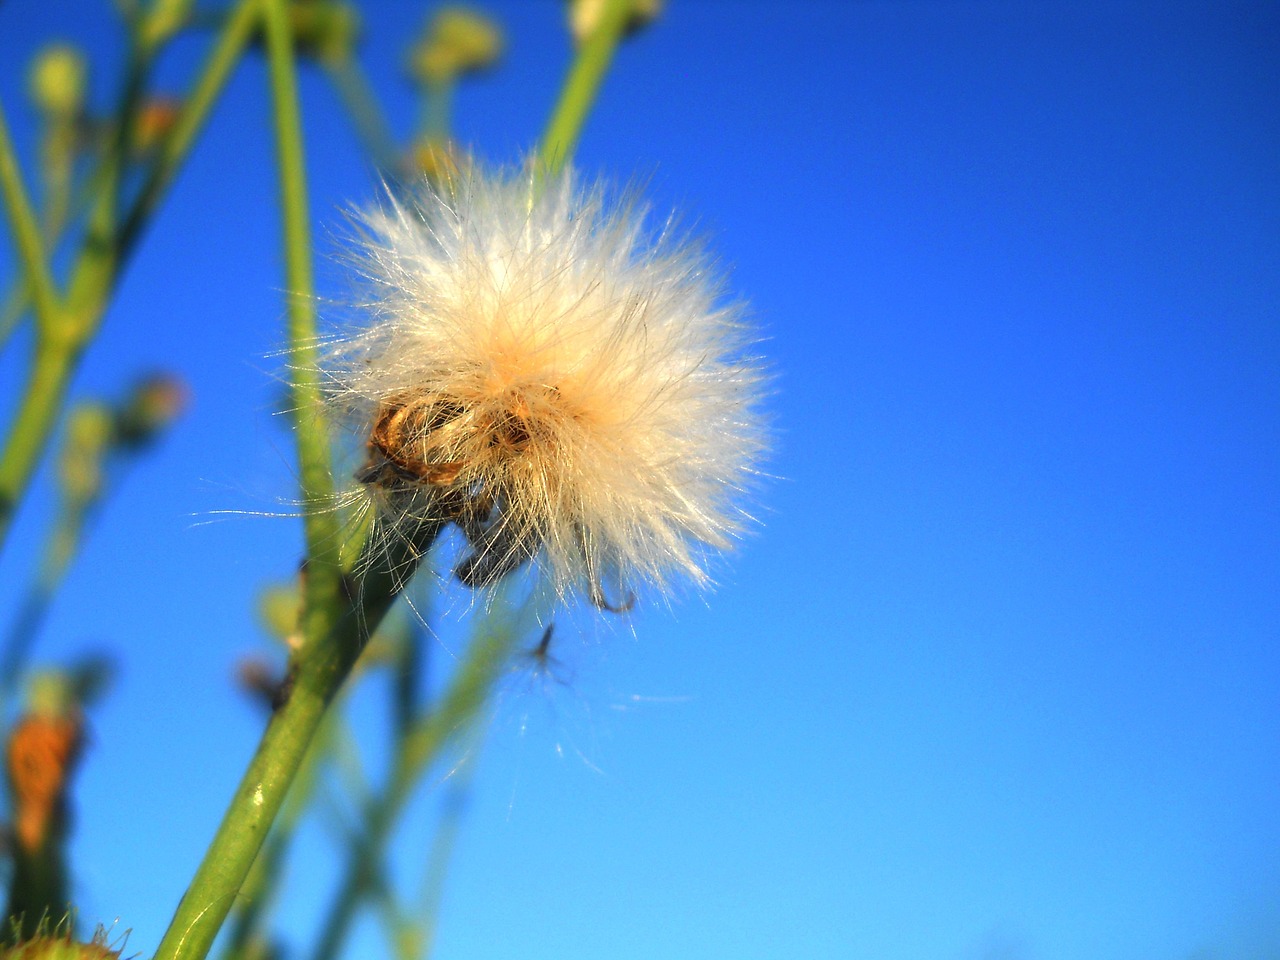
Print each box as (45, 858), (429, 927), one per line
(0, 99), (63, 330)
(0, 0), (255, 557)
(152, 518), (445, 960)
(420, 78), (454, 145)
(0, 279), (32, 351)
(411, 745), (478, 960)
(0, 494), (89, 705)
(537, 0), (633, 174)
(0, 342), (75, 548)
(0, 41), (141, 550)
(324, 56), (402, 175)
(117, 0), (260, 259)
(262, 0), (340, 579)
(309, 611), (525, 960)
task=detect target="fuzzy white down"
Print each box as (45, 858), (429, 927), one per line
(326, 164), (766, 604)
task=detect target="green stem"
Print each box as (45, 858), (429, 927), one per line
(0, 493), (89, 704)
(0, 2), (254, 556)
(117, 0), (260, 259)
(0, 341), (76, 548)
(310, 614), (524, 960)
(324, 56), (402, 175)
(262, 0), (340, 581)
(420, 78), (454, 145)
(218, 703), (346, 960)
(537, 0), (633, 174)
(151, 518), (445, 960)
(412, 747), (478, 960)
(0, 99), (63, 330)
(0, 280), (32, 353)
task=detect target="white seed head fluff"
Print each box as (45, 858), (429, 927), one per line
(326, 162), (766, 605)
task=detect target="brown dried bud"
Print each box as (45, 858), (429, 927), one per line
(114, 372), (188, 449)
(130, 98), (182, 156)
(5, 713), (83, 853)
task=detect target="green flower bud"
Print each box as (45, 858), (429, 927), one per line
(409, 7), (503, 86)
(58, 405), (112, 503)
(26, 671), (75, 721)
(567, 0), (662, 45)
(289, 0), (361, 64)
(0, 926), (118, 960)
(28, 45), (87, 119)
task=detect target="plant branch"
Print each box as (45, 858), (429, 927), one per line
(116, 0), (260, 259)
(151, 516), (446, 960)
(0, 99), (63, 331)
(309, 608), (526, 960)
(537, 0), (634, 174)
(324, 56), (402, 176)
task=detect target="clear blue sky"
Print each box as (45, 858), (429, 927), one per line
(1, 3), (1278, 959)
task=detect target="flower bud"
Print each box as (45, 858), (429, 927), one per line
(28, 45), (87, 120)
(567, 0), (661, 45)
(57, 405), (112, 504)
(410, 138), (467, 188)
(408, 7), (503, 86)
(130, 98), (182, 156)
(114, 372), (188, 449)
(1, 926), (119, 960)
(288, 0), (361, 64)
(7, 673), (83, 854)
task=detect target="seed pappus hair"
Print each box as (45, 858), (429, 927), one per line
(325, 161), (767, 608)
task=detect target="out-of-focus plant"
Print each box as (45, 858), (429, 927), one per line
(0, 2), (767, 959)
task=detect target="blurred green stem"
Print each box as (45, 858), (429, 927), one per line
(0, 0), (256, 554)
(0, 99), (63, 330)
(409, 747), (478, 960)
(538, 0), (633, 174)
(309, 615), (523, 960)
(324, 56), (402, 175)
(117, 0), (259, 258)
(0, 492), (91, 703)
(0, 343), (77, 547)
(420, 78), (454, 145)
(151, 4), (432, 958)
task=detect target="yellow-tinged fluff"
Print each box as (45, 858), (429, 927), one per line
(326, 163), (765, 605)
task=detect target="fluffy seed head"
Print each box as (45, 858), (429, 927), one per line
(326, 163), (765, 606)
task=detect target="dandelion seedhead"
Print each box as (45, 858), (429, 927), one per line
(325, 162), (766, 607)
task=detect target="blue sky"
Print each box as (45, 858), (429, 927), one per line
(1, 2), (1278, 959)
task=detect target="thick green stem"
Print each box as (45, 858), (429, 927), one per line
(537, 0), (633, 174)
(152, 518), (445, 960)
(218, 702), (346, 960)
